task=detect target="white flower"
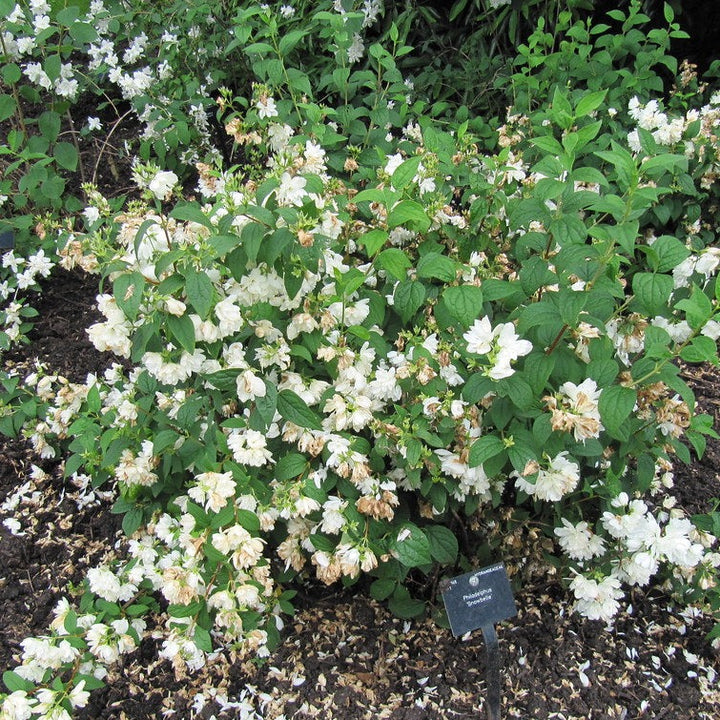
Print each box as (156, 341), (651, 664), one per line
(347, 33), (364, 63)
(320, 496), (347, 534)
(514, 452), (580, 502)
(227, 428), (274, 466)
(1, 691), (33, 720)
(26, 249), (53, 278)
(148, 170), (178, 200)
(277, 172), (307, 206)
(463, 316), (531, 378)
(701, 319), (720, 340)
(164, 297), (186, 317)
(87, 565), (123, 602)
(256, 95), (278, 119)
(83, 206), (101, 224)
(570, 573), (623, 622)
(188, 471), (236, 513)
(546, 379), (604, 442)
(384, 153), (404, 177)
(214, 297), (244, 336)
(69, 681), (90, 709)
(655, 517), (704, 567)
(463, 316), (494, 355)
(236, 369), (266, 403)
(267, 122), (294, 153)
(554, 518), (606, 561)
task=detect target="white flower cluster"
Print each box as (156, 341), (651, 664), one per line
(1, 249), (54, 344)
(560, 489), (717, 623)
(463, 316), (532, 380)
(627, 96), (687, 149)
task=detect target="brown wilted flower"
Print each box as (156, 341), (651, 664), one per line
(297, 229), (314, 247)
(636, 381), (668, 416)
(356, 493), (397, 521)
(656, 396), (691, 438)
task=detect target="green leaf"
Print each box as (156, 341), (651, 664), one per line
(41, 174), (65, 201)
(168, 600), (204, 618)
(390, 156), (422, 190)
(360, 228), (387, 256)
(524, 352), (554, 393)
(184, 267), (214, 319)
(1, 62), (20, 85)
(277, 389), (323, 430)
(387, 199), (431, 232)
(278, 28), (307, 55)
(3, 671), (33, 693)
(548, 214), (587, 245)
(575, 90), (607, 118)
(69, 21), (97, 43)
(632, 273), (673, 316)
(286, 67), (312, 96)
(675, 285), (713, 330)
(167, 313), (196, 353)
(153, 429), (180, 454)
(502, 375), (534, 410)
(53, 142), (78, 171)
(393, 281), (426, 324)
(193, 626), (213, 653)
(276, 452), (308, 481)
(0, 94), (16, 123)
(209, 234), (239, 256)
(517, 300), (561, 334)
(38, 111), (61, 142)
(531, 135), (564, 155)
(598, 385), (637, 441)
(595, 144), (638, 191)
(556, 289), (587, 326)
(650, 235), (690, 273)
(113, 272), (145, 321)
(586, 358), (619, 387)
(680, 336), (718, 364)
(169, 203), (213, 229)
(236, 509), (261, 534)
(393, 524), (432, 567)
(370, 578), (396, 601)
(416, 252), (457, 283)
(388, 586), (426, 618)
(377, 248), (411, 281)
(426, 526), (458, 564)
(122, 507), (144, 536)
(255, 381), (278, 429)
(467, 435), (506, 468)
(462, 373), (494, 404)
(442, 285), (483, 327)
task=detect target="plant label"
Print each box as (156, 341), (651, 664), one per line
(442, 563), (517, 720)
(0, 231), (14, 250)
(441, 562), (516, 637)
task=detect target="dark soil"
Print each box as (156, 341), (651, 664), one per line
(1, 270), (720, 720)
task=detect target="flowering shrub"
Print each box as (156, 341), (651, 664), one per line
(2, 1), (720, 717)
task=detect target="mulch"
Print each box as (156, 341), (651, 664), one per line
(1, 269), (719, 720)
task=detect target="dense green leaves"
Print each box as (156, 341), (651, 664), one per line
(3, 0), (720, 706)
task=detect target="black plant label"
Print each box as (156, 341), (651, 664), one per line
(441, 562), (517, 637)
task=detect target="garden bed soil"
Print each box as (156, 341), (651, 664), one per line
(1, 270), (719, 720)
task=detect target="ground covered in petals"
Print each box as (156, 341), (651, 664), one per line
(1, 270), (719, 719)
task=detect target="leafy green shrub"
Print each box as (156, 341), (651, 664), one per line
(1, 1), (720, 718)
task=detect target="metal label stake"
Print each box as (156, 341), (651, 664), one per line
(441, 563), (517, 719)
(481, 622), (501, 720)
